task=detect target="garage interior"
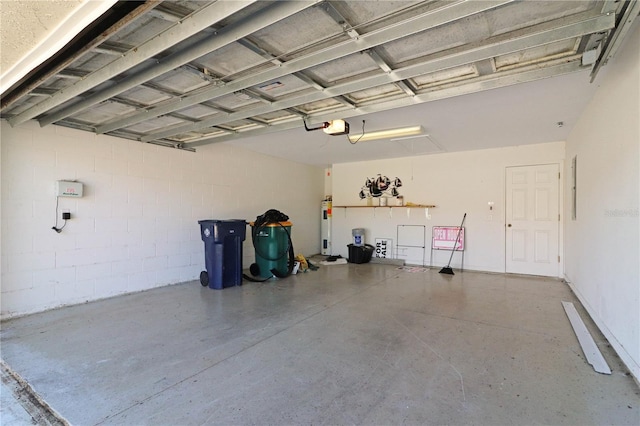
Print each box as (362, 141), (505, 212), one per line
(1, 0), (639, 424)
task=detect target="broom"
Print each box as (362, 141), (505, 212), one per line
(439, 213), (466, 275)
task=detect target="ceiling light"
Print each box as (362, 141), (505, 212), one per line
(323, 119), (349, 135)
(390, 134), (431, 142)
(348, 125), (423, 143)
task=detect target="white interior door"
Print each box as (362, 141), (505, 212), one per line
(506, 164), (560, 276)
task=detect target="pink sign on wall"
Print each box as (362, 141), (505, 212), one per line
(432, 227), (465, 251)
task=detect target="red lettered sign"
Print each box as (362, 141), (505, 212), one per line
(432, 227), (465, 251)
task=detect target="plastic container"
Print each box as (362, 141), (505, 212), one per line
(198, 219), (247, 289)
(352, 228), (365, 246)
(347, 244), (374, 264)
(252, 221), (292, 278)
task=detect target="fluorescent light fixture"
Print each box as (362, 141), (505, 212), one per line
(390, 134), (431, 142)
(348, 125), (423, 142)
(323, 119), (349, 135)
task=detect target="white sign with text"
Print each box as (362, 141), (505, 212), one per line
(375, 238), (393, 258)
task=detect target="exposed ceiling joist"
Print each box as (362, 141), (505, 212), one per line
(35, 0), (319, 128)
(322, 2), (416, 97)
(95, 0), (515, 135)
(187, 58), (586, 148)
(9, 0), (260, 126)
(234, 36), (356, 109)
(590, 0), (640, 81)
(142, 10), (614, 143)
(2, 0), (634, 164)
(367, 50), (417, 96)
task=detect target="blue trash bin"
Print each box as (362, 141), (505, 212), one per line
(198, 219), (247, 289)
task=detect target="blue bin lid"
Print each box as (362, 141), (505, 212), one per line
(198, 219), (247, 223)
(199, 219), (247, 242)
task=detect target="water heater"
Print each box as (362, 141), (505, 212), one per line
(321, 200), (332, 255)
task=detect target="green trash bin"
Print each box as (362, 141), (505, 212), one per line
(251, 221), (292, 278)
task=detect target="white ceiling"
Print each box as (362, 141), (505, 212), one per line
(0, 0), (83, 75)
(0, 0), (635, 167)
(230, 67), (600, 166)
(0, 0), (117, 92)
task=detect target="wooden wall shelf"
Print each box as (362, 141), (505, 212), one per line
(332, 205), (436, 219)
(333, 205), (436, 208)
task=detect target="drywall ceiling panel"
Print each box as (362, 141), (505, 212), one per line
(331, 0), (427, 32)
(196, 42), (270, 78)
(2, 96), (42, 115)
(224, 61), (279, 82)
(495, 39), (579, 70)
(253, 110), (299, 124)
(305, 53), (381, 85)
(161, 28), (212, 55)
(296, 98), (346, 115)
(175, 104), (219, 119)
(150, 68), (210, 94)
(378, 1), (596, 68)
(378, 16), (491, 66)
(250, 7), (345, 58)
(209, 1), (273, 28)
(71, 101), (136, 124)
(221, 119), (261, 131)
(253, 75), (309, 98)
(108, 14), (176, 46)
(118, 86), (172, 107)
(213, 93), (261, 110)
(43, 75), (125, 121)
(346, 83), (404, 103)
(124, 115), (184, 134)
(486, 0), (596, 37)
(411, 64), (479, 89)
(38, 76), (75, 91)
(169, 128), (228, 143)
(71, 52), (124, 75)
(166, 128), (232, 143)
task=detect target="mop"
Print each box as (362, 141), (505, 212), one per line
(439, 213), (466, 275)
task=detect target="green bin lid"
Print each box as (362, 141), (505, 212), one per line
(249, 221), (292, 227)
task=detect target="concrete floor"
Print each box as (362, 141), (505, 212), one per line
(1, 263), (638, 425)
(1, 381), (39, 425)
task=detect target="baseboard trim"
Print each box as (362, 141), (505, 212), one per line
(564, 275), (639, 383)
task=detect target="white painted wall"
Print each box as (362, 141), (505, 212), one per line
(0, 121), (323, 318)
(564, 21), (639, 380)
(324, 167), (332, 200)
(331, 142), (565, 271)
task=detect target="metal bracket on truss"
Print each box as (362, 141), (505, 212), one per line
(303, 119), (328, 132)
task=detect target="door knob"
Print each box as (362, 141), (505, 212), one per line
(507, 224), (512, 227)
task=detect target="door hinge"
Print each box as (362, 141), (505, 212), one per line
(558, 172), (561, 179)
(558, 255), (561, 262)
(558, 214), (560, 221)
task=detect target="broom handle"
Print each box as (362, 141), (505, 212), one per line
(445, 213), (466, 267)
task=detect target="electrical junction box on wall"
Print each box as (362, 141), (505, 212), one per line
(56, 180), (83, 197)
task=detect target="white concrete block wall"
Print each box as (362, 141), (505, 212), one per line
(1, 121), (324, 318)
(564, 21), (640, 381)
